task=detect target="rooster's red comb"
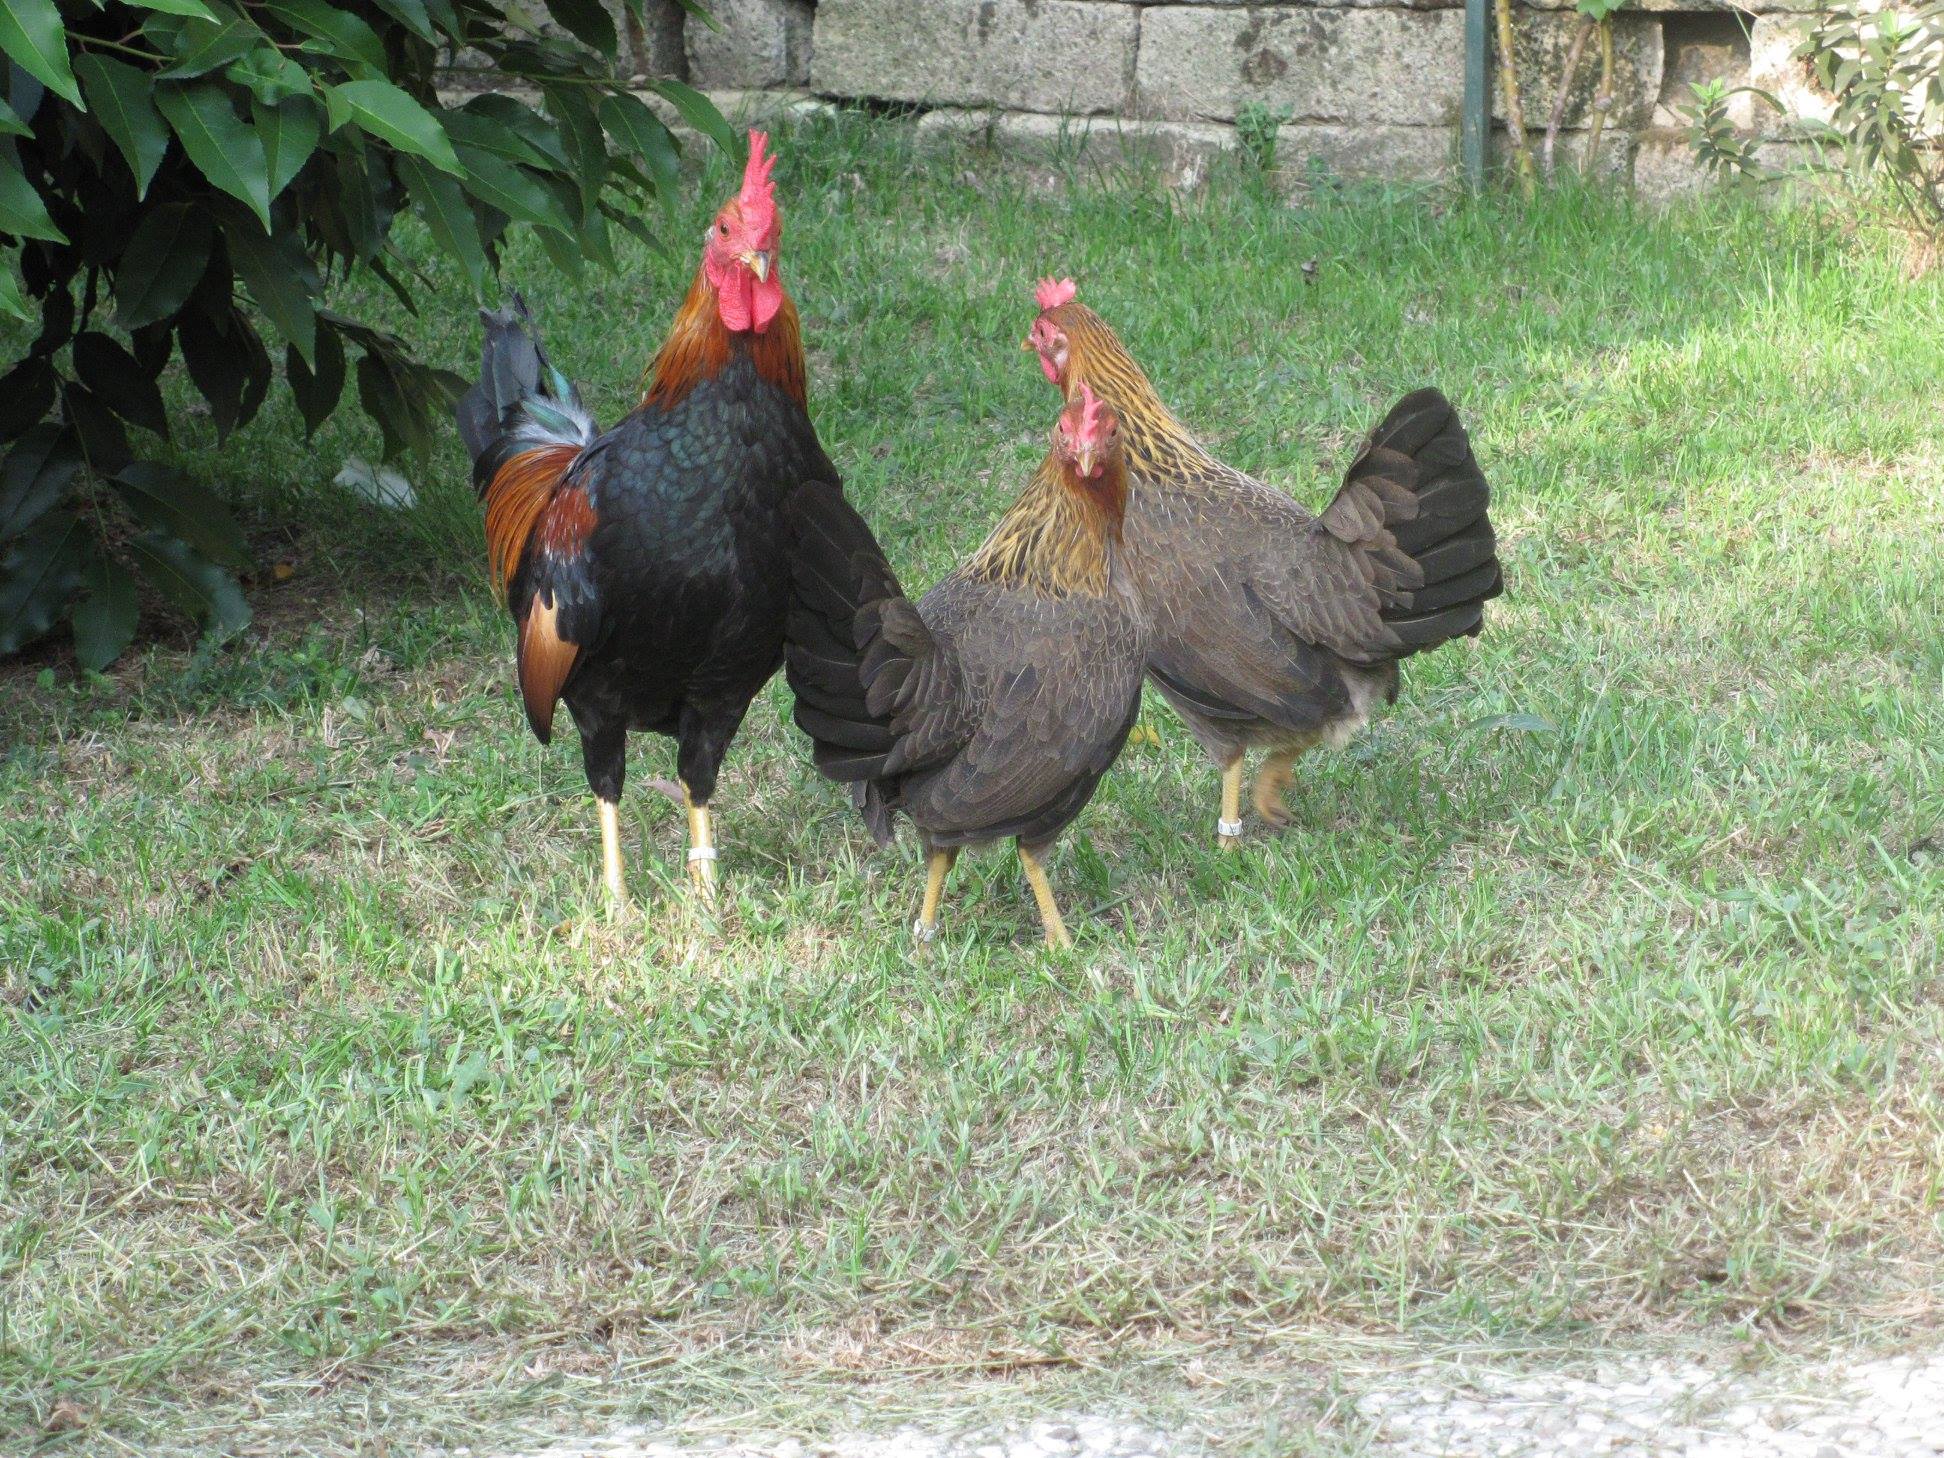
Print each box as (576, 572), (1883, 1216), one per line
(740, 130), (778, 235)
(1035, 276), (1077, 311)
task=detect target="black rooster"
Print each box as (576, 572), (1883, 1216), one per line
(455, 132), (837, 903)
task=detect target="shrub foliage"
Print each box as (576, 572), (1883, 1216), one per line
(0, 0), (724, 669)
(1688, 0), (1943, 263)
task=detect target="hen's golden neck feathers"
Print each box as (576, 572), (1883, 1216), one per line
(1053, 303), (1210, 482)
(641, 266), (806, 410)
(965, 451), (1124, 598)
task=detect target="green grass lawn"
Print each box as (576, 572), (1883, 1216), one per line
(4, 114), (1944, 1455)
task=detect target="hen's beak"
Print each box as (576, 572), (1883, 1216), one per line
(1075, 444), (1096, 478)
(739, 249), (771, 283)
(1021, 335), (1036, 351)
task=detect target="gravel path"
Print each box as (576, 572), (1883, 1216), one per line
(481, 1346), (1944, 1458)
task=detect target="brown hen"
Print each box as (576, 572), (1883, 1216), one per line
(784, 387), (1146, 947)
(1025, 279), (1502, 844)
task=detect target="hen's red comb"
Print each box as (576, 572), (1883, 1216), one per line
(1035, 276), (1077, 311)
(740, 130), (778, 235)
(1070, 382), (1110, 443)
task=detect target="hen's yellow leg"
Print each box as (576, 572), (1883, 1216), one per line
(1017, 844), (1072, 950)
(914, 848), (957, 944)
(598, 798), (627, 904)
(1218, 758), (1245, 850)
(1251, 747), (1303, 829)
(683, 785), (717, 899)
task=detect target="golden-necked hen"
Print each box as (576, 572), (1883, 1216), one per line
(785, 387), (1146, 948)
(1024, 278), (1503, 845)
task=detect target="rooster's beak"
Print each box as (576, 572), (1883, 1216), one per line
(739, 250), (771, 282)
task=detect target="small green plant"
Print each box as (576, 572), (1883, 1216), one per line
(1235, 101), (1293, 175)
(1686, 77), (1771, 183)
(1687, 0), (1943, 269)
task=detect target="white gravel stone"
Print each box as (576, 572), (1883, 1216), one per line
(483, 1348), (1944, 1458)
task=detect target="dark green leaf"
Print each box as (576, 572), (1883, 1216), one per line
(452, 143), (574, 233)
(422, 0), (460, 42)
(0, 145), (65, 242)
(159, 16), (262, 80)
(540, 80), (605, 205)
(127, 529), (250, 641)
(178, 304), (246, 439)
(356, 348), (451, 461)
(438, 115), (556, 178)
(0, 242), (26, 320)
(537, 223), (583, 281)
(0, 0), (80, 109)
(0, 355), (56, 440)
(255, 94), (321, 200)
(0, 423), (79, 541)
(367, 0), (435, 45)
(113, 202), (213, 329)
(123, 0), (218, 18)
(62, 383), (134, 475)
(74, 331), (170, 439)
(112, 460), (249, 567)
(259, 0), (385, 75)
(599, 91), (679, 195)
(397, 152), (485, 292)
(71, 546), (138, 670)
(643, 78), (735, 157)
(0, 508), (81, 654)
(32, 281), (72, 354)
(0, 94), (28, 138)
(225, 219), (317, 365)
(319, 136), (384, 260)
(157, 81), (271, 230)
(326, 80), (461, 174)
(287, 326), (343, 436)
(541, 0), (616, 56)
(453, 95), (569, 168)
(602, 199), (667, 258)
(76, 55), (171, 199)
(226, 45), (309, 105)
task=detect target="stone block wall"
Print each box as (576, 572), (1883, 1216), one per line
(455, 0), (1840, 197)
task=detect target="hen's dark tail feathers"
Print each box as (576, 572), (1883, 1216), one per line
(455, 294), (594, 489)
(1328, 387), (1502, 657)
(783, 482), (933, 847)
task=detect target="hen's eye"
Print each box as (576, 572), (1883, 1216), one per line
(718, 222), (729, 237)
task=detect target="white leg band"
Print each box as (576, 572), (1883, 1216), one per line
(912, 919), (937, 943)
(686, 846), (718, 863)
(1217, 818), (1244, 838)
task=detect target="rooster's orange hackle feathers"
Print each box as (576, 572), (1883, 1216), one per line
(483, 444), (584, 600)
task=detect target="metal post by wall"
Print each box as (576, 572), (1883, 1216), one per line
(1462, 0), (1490, 189)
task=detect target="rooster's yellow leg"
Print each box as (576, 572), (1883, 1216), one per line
(682, 785), (717, 899)
(1017, 844), (1072, 950)
(598, 798), (627, 904)
(1218, 757), (1245, 850)
(914, 848), (957, 944)
(1251, 747), (1303, 829)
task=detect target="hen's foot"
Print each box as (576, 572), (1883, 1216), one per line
(1018, 844), (1073, 950)
(1218, 758), (1246, 850)
(1250, 750), (1301, 830)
